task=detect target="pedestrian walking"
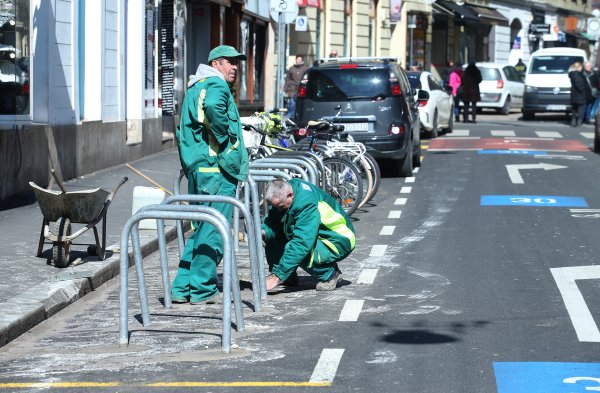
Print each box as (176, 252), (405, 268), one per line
(583, 61), (597, 124)
(568, 61), (592, 127)
(448, 61), (463, 122)
(171, 45), (249, 304)
(442, 59), (455, 86)
(514, 58), (527, 78)
(461, 61), (482, 123)
(262, 178), (356, 292)
(283, 54), (308, 119)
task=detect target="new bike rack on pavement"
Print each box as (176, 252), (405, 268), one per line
(249, 161), (310, 182)
(119, 205), (238, 353)
(253, 157), (318, 185)
(270, 150), (326, 188)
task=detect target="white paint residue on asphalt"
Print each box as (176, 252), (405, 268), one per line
(370, 245), (387, 257)
(365, 350), (398, 364)
(338, 300), (365, 321)
(356, 269), (378, 284)
(309, 348), (345, 383)
(379, 226), (395, 236)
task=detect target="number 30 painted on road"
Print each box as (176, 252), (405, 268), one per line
(510, 197), (557, 204)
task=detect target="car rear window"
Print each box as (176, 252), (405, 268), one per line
(305, 68), (391, 101)
(407, 72), (421, 89)
(480, 67), (501, 80)
(530, 55), (584, 74)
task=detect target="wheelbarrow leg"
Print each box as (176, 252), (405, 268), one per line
(37, 219), (48, 257)
(100, 214), (107, 260)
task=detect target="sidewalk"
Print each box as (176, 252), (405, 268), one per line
(0, 148), (187, 347)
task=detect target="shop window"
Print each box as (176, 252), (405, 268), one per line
(144, 0), (158, 118)
(0, 0), (30, 115)
(238, 19), (265, 104)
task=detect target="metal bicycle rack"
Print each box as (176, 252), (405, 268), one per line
(118, 206), (239, 353)
(270, 150), (326, 188)
(249, 161), (310, 182)
(161, 195), (263, 312)
(252, 157), (318, 185)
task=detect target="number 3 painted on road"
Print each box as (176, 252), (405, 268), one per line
(563, 377), (600, 391)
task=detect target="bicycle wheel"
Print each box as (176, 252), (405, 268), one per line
(354, 155), (374, 209)
(362, 152), (381, 201)
(322, 157), (363, 216)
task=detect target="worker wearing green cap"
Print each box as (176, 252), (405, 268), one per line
(172, 45), (249, 304)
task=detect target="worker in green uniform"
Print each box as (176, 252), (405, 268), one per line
(262, 178), (356, 291)
(171, 45), (249, 304)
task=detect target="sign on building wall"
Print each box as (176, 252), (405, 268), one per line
(390, 0), (402, 23)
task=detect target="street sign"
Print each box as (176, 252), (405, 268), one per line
(529, 23), (551, 34)
(270, 0), (298, 24)
(296, 16), (308, 31)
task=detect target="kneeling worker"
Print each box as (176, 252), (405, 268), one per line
(262, 178), (356, 291)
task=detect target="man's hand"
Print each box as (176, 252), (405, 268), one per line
(266, 274), (282, 291)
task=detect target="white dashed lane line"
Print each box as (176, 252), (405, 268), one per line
(370, 245), (387, 257)
(356, 269), (378, 284)
(379, 226), (395, 236)
(535, 131), (563, 138)
(581, 132), (594, 139)
(338, 300), (365, 321)
(310, 349), (345, 383)
(405, 176), (416, 183)
(491, 130), (516, 137)
(394, 198), (407, 205)
(412, 167), (420, 174)
(388, 210), (402, 219)
(400, 187), (412, 194)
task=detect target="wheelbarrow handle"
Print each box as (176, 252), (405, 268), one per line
(107, 177), (129, 202)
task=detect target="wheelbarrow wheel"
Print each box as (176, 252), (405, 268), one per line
(52, 217), (71, 268)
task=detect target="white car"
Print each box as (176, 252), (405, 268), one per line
(464, 62), (524, 115)
(407, 71), (454, 138)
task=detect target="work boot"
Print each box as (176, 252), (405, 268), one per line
(191, 292), (223, 305)
(316, 268), (342, 291)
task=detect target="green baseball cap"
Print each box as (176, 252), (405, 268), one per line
(208, 45), (247, 63)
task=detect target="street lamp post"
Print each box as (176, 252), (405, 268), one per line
(408, 14), (417, 70)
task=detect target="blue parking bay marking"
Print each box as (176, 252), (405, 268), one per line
(494, 362), (600, 393)
(481, 195), (588, 207)
(478, 150), (548, 155)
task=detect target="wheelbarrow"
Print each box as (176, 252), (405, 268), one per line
(29, 171), (128, 267)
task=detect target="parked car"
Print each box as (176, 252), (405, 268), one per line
(407, 71), (454, 138)
(459, 62), (524, 115)
(294, 57), (428, 176)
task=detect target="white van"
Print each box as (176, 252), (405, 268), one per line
(522, 47), (587, 120)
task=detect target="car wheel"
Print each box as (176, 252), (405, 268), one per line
(499, 96), (511, 115)
(412, 138), (421, 168)
(595, 124), (600, 152)
(522, 110), (534, 120)
(429, 111), (439, 138)
(398, 143), (414, 177)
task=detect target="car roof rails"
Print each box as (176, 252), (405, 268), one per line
(314, 56), (400, 66)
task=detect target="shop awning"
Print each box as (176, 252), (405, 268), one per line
(468, 4), (509, 27)
(432, 2), (454, 16)
(435, 0), (480, 24)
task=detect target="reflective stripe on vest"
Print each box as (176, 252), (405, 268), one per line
(198, 167), (220, 173)
(317, 201), (356, 250)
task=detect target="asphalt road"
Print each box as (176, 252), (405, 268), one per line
(1, 111), (600, 392)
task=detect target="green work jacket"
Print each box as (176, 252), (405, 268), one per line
(176, 65), (249, 180)
(262, 179), (356, 280)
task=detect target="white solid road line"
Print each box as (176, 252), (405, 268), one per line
(310, 348), (345, 383)
(339, 300), (365, 321)
(370, 245), (387, 257)
(394, 198), (407, 205)
(356, 269), (378, 284)
(380, 226), (395, 236)
(400, 187), (412, 194)
(570, 209), (600, 213)
(551, 266), (600, 342)
(388, 210), (402, 219)
(405, 177), (416, 183)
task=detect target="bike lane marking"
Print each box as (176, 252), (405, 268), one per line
(338, 300), (365, 321)
(480, 195), (588, 207)
(430, 138), (589, 152)
(388, 210), (402, 219)
(551, 266), (600, 342)
(491, 130), (516, 137)
(400, 187), (412, 194)
(309, 348), (345, 383)
(356, 269), (378, 284)
(394, 198), (407, 205)
(535, 131), (563, 138)
(370, 245), (387, 257)
(494, 362), (600, 393)
(379, 226), (395, 236)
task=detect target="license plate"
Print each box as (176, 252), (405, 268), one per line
(547, 105), (567, 110)
(341, 123), (369, 131)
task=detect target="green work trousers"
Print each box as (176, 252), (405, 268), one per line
(264, 233), (340, 281)
(171, 169), (237, 302)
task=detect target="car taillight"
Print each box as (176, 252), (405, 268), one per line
(298, 85), (307, 98)
(295, 128), (307, 137)
(388, 124), (404, 136)
(22, 82), (29, 95)
(497, 79), (504, 89)
(340, 63), (358, 69)
(391, 83), (401, 96)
